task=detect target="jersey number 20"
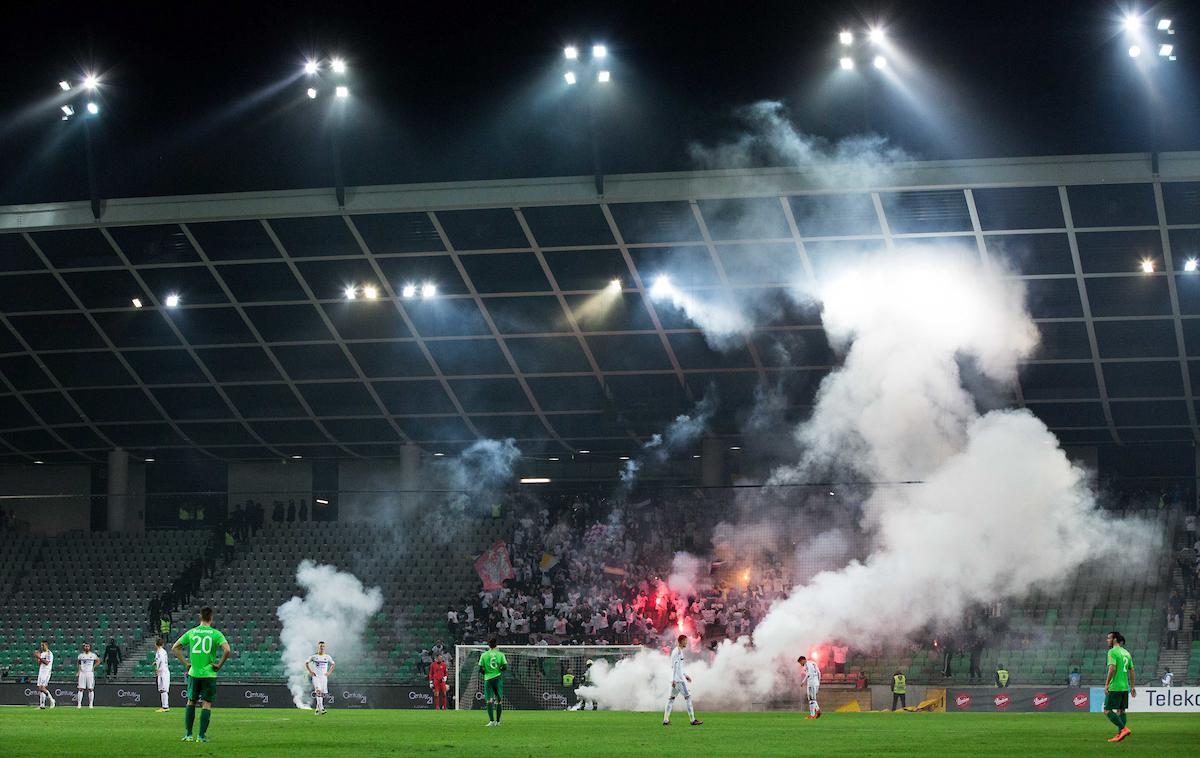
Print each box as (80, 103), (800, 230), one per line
(191, 637), (213, 655)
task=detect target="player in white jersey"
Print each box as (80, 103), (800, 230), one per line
(797, 654), (821, 719)
(154, 637), (172, 711)
(76, 642), (100, 708)
(32, 641), (56, 708)
(305, 641), (336, 715)
(663, 634), (702, 726)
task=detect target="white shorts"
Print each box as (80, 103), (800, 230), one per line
(670, 680), (691, 699)
(78, 672), (95, 690)
(807, 681), (820, 699)
(37, 671), (51, 687)
(157, 672), (171, 692)
(312, 675), (328, 694)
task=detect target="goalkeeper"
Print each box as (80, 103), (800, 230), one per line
(479, 639), (508, 727)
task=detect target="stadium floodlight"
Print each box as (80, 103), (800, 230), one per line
(1158, 19), (1172, 31)
(331, 57), (347, 74)
(729, 446), (741, 450)
(304, 60), (319, 75)
(1128, 45), (1141, 58)
(86, 102), (99, 115)
(564, 45), (579, 60)
(401, 283), (417, 298)
(144, 458), (155, 463)
(291, 454), (303, 459)
(564, 71), (577, 85)
(34, 460), (45, 464)
(592, 44), (607, 59)
(1123, 15), (1141, 32)
(597, 70), (611, 83)
(131, 297), (143, 309)
(650, 274), (672, 297)
(165, 293), (180, 307)
(839, 31), (853, 45)
(1159, 44), (1174, 57)
(549, 456), (559, 461)
(61, 104), (74, 116)
(83, 73), (99, 90)
(307, 88), (318, 99)
(519, 477), (551, 484)
(432, 452), (445, 457)
(692, 454), (701, 459)
(578, 449), (591, 454)
(1185, 259), (1198, 272)
(619, 456), (630, 460)
(362, 284), (379, 299)
(421, 282), (437, 298)
(335, 85), (349, 98)
(58, 80), (71, 91)
(344, 285), (357, 300)
(607, 278), (622, 292)
(868, 27), (885, 43)
(873, 55), (888, 69)
(1140, 259), (1155, 273)
(315, 498), (329, 505)
(839, 56), (854, 70)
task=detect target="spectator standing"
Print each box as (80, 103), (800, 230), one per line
(272, 501), (284, 523)
(298, 500), (309, 522)
(447, 606), (459, 638)
(148, 596), (161, 634)
(1068, 668), (1081, 687)
(995, 664), (1010, 688)
(286, 500), (296, 523)
(968, 635), (985, 682)
(102, 638), (122, 677)
(1161, 668), (1174, 687)
(1166, 612), (1180, 650)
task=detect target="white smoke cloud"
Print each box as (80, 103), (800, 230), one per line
(277, 560), (383, 708)
(665, 552), (708, 600)
(580, 251), (1159, 711)
(618, 394), (718, 492)
(436, 438), (522, 517)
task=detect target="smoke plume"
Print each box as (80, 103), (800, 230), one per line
(435, 438), (522, 516)
(579, 253), (1159, 710)
(277, 560), (383, 708)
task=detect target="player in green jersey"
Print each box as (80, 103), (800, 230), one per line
(479, 638), (508, 726)
(1102, 630), (1136, 743)
(172, 607), (231, 744)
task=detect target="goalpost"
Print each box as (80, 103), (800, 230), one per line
(454, 644), (644, 711)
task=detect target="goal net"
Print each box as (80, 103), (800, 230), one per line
(454, 644), (644, 711)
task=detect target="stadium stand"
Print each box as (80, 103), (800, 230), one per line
(0, 529), (210, 679)
(0, 498), (1187, 690)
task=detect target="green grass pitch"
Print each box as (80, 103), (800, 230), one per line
(1, 708), (1197, 756)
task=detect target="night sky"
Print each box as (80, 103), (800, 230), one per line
(2, 1), (1197, 205)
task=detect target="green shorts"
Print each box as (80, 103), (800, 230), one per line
(1103, 690), (1129, 711)
(187, 676), (218, 704)
(483, 677), (503, 701)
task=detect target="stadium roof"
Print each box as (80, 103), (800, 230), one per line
(1, 151), (1200, 465)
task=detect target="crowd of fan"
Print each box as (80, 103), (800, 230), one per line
(447, 491), (793, 652)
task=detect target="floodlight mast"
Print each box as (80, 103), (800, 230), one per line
(561, 40), (612, 196)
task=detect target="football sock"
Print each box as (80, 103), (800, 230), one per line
(486, 701), (494, 722)
(1105, 711), (1122, 730)
(199, 709), (211, 737)
(316, 695), (323, 711)
(88, 691), (94, 707)
(685, 697), (695, 721)
(161, 692), (170, 708)
(663, 697), (674, 721)
(496, 702), (502, 722)
(77, 692), (83, 708)
(810, 700), (817, 717)
(39, 692), (45, 707)
(184, 704), (196, 735)
(1117, 713), (1127, 729)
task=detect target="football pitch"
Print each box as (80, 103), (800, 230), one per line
(1, 708), (1197, 756)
